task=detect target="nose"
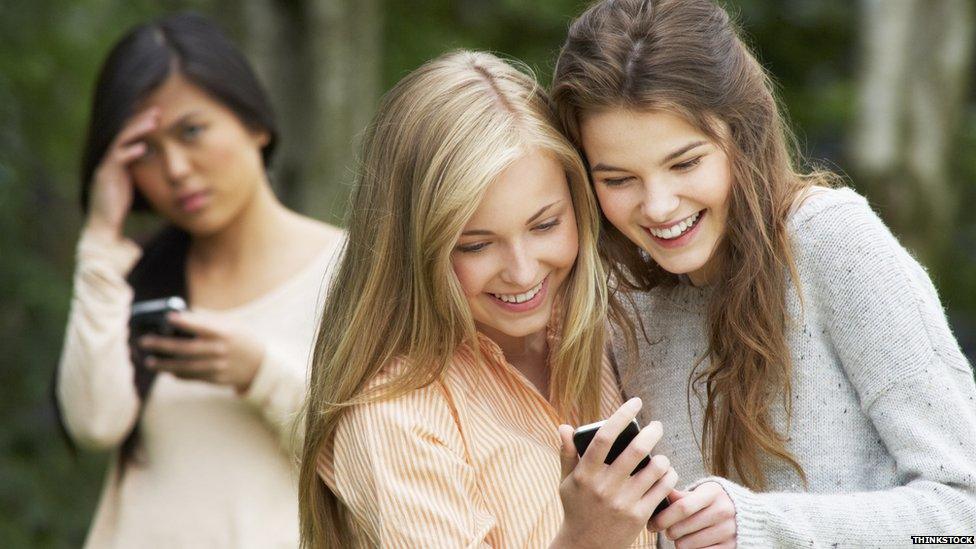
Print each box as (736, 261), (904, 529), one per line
(640, 178), (680, 223)
(500, 240), (539, 289)
(162, 146), (192, 184)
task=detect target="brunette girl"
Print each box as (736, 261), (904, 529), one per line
(552, 0), (976, 547)
(56, 13), (343, 548)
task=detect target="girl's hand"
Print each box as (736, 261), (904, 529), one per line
(552, 397), (678, 549)
(137, 310), (264, 393)
(85, 108), (160, 241)
(651, 482), (736, 549)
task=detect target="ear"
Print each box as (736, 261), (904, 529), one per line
(251, 128), (271, 148)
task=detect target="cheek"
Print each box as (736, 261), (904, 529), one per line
(201, 130), (264, 191)
(130, 166), (171, 207)
(209, 135), (247, 166)
(594, 187), (635, 230)
(451, 255), (490, 298)
(552, 220), (580, 268)
(703, 154), (733, 209)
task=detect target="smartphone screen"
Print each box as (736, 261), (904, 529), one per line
(572, 418), (670, 516)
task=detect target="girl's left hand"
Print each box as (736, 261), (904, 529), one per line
(138, 311), (264, 393)
(650, 481), (736, 549)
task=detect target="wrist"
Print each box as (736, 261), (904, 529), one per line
(83, 218), (123, 244)
(234, 344), (265, 395)
(549, 525), (577, 549)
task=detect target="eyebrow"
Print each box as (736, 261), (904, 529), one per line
(461, 200), (562, 236)
(590, 140), (708, 173)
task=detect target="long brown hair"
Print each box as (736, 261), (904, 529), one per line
(552, 0), (839, 490)
(298, 51), (608, 547)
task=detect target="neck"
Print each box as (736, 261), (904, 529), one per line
(188, 179), (290, 268)
(478, 323), (549, 365)
(478, 323), (551, 397)
(687, 248), (724, 287)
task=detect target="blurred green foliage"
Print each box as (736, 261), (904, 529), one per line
(1, 0), (972, 546)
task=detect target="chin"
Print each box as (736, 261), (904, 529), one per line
(650, 255), (708, 277)
(171, 213), (225, 236)
(481, 311), (551, 339)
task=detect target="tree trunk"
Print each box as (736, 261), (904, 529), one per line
(304, 0), (382, 223)
(852, 0), (974, 266)
(232, 0), (381, 223)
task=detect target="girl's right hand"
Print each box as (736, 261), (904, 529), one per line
(552, 397), (678, 549)
(84, 108), (159, 240)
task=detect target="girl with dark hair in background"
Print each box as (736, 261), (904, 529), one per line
(552, 0), (976, 547)
(55, 13), (343, 548)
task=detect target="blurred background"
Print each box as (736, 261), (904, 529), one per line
(1, 0), (973, 546)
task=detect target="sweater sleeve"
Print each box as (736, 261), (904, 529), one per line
(56, 229), (143, 451)
(696, 195), (976, 547)
(241, 343), (309, 454)
(325, 381), (495, 548)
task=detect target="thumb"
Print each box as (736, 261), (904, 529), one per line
(557, 424), (579, 480)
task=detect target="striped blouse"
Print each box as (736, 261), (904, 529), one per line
(317, 332), (657, 548)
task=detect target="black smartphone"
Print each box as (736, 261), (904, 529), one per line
(129, 297), (193, 357)
(572, 418), (670, 516)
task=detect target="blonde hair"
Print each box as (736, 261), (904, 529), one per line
(298, 50), (608, 547)
(552, 0), (841, 490)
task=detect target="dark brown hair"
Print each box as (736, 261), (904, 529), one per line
(79, 12), (277, 213)
(552, 0), (839, 490)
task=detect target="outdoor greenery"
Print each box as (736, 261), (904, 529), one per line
(1, 1), (972, 546)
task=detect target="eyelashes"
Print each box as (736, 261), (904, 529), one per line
(599, 155), (705, 187)
(455, 218), (562, 254)
(457, 242), (489, 253)
(673, 156), (702, 170)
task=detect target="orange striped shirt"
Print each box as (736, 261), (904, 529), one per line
(317, 332), (656, 548)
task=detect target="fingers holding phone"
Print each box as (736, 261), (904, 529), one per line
(572, 397), (644, 474)
(132, 303), (265, 392)
(553, 398), (678, 549)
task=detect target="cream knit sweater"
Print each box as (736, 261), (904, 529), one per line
(57, 229), (342, 548)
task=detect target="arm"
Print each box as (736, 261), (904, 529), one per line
(241, 343), (308, 453)
(684, 198), (976, 547)
(326, 382), (495, 548)
(58, 107), (161, 451)
(139, 310), (311, 453)
(56, 229), (142, 450)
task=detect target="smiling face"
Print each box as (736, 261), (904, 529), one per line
(128, 72), (270, 235)
(451, 148), (579, 340)
(580, 108), (732, 285)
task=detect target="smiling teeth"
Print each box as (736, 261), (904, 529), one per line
(648, 211), (701, 239)
(491, 280), (544, 304)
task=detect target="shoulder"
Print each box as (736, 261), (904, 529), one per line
(335, 361), (462, 452)
(785, 187), (972, 380)
(292, 212), (344, 242)
(788, 185), (872, 233)
(787, 185), (916, 282)
(285, 211), (347, 261)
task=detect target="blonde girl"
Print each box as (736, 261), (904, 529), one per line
(298, 50), (676, 548)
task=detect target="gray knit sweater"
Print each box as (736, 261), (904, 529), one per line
(611, 187), (976, 548)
